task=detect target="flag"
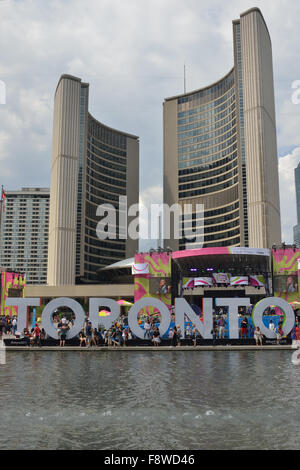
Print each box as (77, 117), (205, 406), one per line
(1, 188), (5, 213)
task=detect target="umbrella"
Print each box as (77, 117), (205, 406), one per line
(117, 300), (133, 306)
(98, 310), (110, 317)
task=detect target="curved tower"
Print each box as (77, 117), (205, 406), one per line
(163, 8), (281, 250)
(47, 75), (139, 285)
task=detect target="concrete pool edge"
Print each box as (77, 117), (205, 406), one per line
(2, 345), (295, 351)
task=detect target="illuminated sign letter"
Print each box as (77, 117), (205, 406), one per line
(215, 298), (251, 339)
(128, 298), (171, 339)
(6, 298), (40, 333)
(89, 298), (120, 330)
(252, 297), (295, 339)
(41, 298), (85, 340)
(175, 298), (213, 339)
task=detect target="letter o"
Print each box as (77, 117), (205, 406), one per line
(41, 298), (85, 340)
(252, 297), (295, 339)
(128, 298), (171, 340)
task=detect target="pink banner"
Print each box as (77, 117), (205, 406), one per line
(194, 277), (213, 287)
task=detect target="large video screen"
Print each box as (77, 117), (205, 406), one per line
(272, 248), (300, 302)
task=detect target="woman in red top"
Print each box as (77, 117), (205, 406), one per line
(240, 317), (248, 339)
(34, 323), (41, 347)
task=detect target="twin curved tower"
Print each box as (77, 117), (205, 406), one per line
(47, 7), (281, 286)
(47, 75), (139, 285)
(163, 7), (281, 251)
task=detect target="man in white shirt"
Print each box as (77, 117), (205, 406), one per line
(144, 320), (151, 339)
(12, 317), (17, 336)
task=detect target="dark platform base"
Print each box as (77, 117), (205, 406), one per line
(3, 337), (292, 347)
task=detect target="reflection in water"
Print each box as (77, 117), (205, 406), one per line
(0, 351), (300, 450)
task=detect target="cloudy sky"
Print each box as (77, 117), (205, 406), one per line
(0, 0), (299, 250)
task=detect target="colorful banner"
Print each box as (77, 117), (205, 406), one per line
(134, 252), (171, 277)
(212, 273), (230, 284)
(173, 246), (270, 259)
(1, 271), (26, 316)
(194, 277), (213, 287)
(182, 278), (194, 289)
(229, 247), (270, 257)
(249, 275), (265, 287)
(230, 276), (248, 286)
(272, 248), (300, 302)
(131, 263), (149, 275)
(134, 252), (172, 316)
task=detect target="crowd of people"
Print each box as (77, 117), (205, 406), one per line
(1, 312), (300, 347)
(0, 317), (46, 346)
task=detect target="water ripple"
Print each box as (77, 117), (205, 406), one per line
(0, 350), (299, 449)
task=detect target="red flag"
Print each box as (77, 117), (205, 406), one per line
(2, 188), (5, 213)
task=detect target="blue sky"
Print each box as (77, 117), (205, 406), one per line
(0, 0), (299, 250)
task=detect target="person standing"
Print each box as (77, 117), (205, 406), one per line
(12, 317), (17, 336)
(86, 322), (92, 347)
(122, 328), (128, 346)
(60, 323), (69, 347)
(192, 324), (197, 347)
(33, 323), (41, 347)
(177, 325), (182, 347)
(107, 329), (113, 346)
(144, 319), (151, 339)
(172, 326), (178, 347)
(276, 324), (283, 345)
(185, 323), (191, 340)
(240, 317), (248, 339)
(211, 325), (217, 346)
(112, 327), (121, 347)
(91, 328), (99, 347)
(218, 315), (226, 339)
(294, 325), (300, 348)
(269, 319), (275, 335)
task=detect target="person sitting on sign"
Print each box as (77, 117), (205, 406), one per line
(254, 327), (263, 346)
(152, 327), (161, 346)
(79, 328), (86, 347)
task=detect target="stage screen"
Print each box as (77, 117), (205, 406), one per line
(272, 248), (300, 303)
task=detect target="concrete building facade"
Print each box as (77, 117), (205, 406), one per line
(0, 187), (50, 284)
(47, 75), (139, 286)
(163, 8), (281, 251)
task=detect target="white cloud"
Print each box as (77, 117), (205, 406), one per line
(0, 0), (299, 249)
(279, 147), (300, 243)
